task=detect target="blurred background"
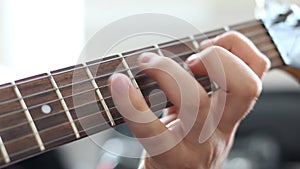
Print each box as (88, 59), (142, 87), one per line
(1, 0), (300, 169)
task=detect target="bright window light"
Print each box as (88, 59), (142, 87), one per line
(1, 0), (84, 83)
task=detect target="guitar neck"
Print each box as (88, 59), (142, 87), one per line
(0, 19), (283, 168)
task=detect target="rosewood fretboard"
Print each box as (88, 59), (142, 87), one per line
(0, 20), (283, 168)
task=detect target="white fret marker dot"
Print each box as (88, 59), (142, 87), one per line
(41, 105), (51, 114)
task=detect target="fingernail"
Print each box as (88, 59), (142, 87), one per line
(138, 52), (157, 64)
(199, 39), (213, 49)
(110, 73), (131, 95)
(186, 54), (199, 65)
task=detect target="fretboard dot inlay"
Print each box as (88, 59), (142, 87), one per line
(41, 105), (52, 114)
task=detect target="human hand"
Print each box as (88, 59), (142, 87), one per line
(109, 31), (270, 169)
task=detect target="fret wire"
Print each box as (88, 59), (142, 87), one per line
(3, 98), (169, 159)
(0, 39), (277, 123)
(0, 69), (210, 135)
(4, 72), (210, 137)
(0, 49), (194, 109)
(6, 117), (112, 160)
(0, 74), (212, 159)
(0, 87), (95, 119)
(83, 63), (115, 126)
(0, 136), (10, 163)
(189, 35), (200, 52)
(224, 26), (230, 32)
(185, 35), (201, 75)
(12, 82), (45, 151)
(154, 44), (164, 57)
(0, 65), (131, 107)
(119, 53), (143, 95)
(0, 67), (130, 107)
(0, 57), (125, 90)
(48, 73), (80, 139)
(0, 42), (277, 123)
(4, 75), (210, 159)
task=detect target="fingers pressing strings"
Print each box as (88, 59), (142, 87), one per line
(186, 45), (263, 135)
(200, 31), (271, 78)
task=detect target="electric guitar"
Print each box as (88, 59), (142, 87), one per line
(0, 2), (300, 169)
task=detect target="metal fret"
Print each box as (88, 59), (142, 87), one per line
(119, 53), (143, 96)
(154, 44), (164, 57)
(83, 63), (116, 127)
(0, 137), (10, 163)
(48, 73), (80, 139)
(12, 82), (45, 151)
(224, 26), (230, 32)
(189, 35), (200, 52)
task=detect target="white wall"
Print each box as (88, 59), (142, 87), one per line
(0, 0), (84, 83)
(0, 0), (4, 64)
(84, 0), (256, 39)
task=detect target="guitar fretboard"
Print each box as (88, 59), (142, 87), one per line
(0, 19), (283, 168)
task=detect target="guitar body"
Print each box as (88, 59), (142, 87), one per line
(283, 67), (300, 83)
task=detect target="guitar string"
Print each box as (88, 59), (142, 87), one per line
(0, 39), (279, 132)
(0, 22), (272, 137)
(0, 35), (278, 136)
(2, 93), (175, 159)
(0, 38), (278, 125)
(0, 20), (264, 91)
(0, 41), (278, 138)
(0, 79), (184, 133)
(0, 52), (194, 124)
(0, 37), (201, 90)
(2, 33), (284, 164)
(1, 68), (211, 134)
(1, 91), (177, 155)
(0, 27), (273, 108)
(0, 59), (211, 135)
(0, 39), (278, 118)
(0, 49), (196, 111)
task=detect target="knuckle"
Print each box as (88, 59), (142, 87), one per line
(206, 45), (226, 54)
(258, 54), (271, 72)
(153, 56), (175, 68)
(240, 76), (262, 99)
(223, 31), (244, 41)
